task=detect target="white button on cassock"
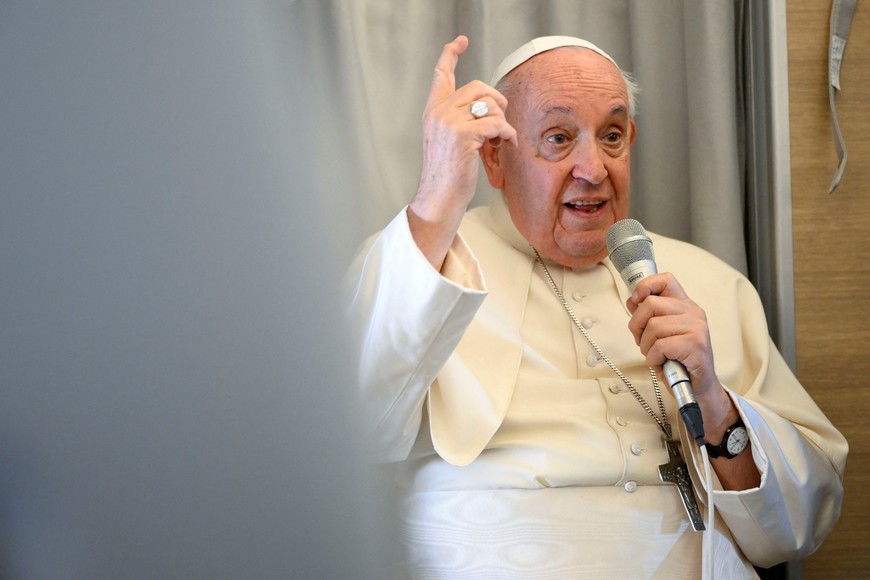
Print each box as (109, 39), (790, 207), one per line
(587, 354), (598, 366)
(624, 481), (638, 493)
(631, 443), (644, 456)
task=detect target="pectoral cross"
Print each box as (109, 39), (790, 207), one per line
(659, 440), (706, 532)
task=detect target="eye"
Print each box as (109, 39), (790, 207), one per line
(546, 132), (570, 145)
(603, 131), (622, 143)
(538, 129), (574, 161)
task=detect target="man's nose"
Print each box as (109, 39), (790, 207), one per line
(570, 138), (607, 184)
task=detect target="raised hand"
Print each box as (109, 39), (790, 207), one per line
(408, 35), (517, 270)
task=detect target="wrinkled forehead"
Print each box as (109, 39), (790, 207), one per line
(497, 47), (630, 123)
(490, 36), (618, 86)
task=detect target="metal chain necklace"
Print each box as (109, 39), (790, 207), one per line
(533, 248), (673, 440)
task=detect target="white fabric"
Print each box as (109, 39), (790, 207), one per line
(489, 35), (617, 85)
(346, 196), (847, 576)
(399, 487), (754, 579)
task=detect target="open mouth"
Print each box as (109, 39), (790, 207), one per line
(564, 200), (605, 214)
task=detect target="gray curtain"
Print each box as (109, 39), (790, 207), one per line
(286, 0), (748, 274)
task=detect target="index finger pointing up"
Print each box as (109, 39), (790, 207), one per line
(427, 35), (469, 105)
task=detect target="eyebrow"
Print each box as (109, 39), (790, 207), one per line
(542, 105), (573, 116)
(538, 104), (629, 120)
(609, 105), (629, 117)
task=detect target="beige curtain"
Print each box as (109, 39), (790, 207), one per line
(283, 0), (747, 273)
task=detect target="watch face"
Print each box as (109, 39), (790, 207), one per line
(726, 427), (749, 455)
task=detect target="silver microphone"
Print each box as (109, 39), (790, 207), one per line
(606, 219), (705, 443)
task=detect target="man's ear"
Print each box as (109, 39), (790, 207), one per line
(629, 119), (637, 145)
(480, 138), (505, 189)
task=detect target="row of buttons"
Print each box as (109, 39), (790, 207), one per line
(609, 381), (646, 493)
(582, 316), (598, 368)
(570, 293), (598, 370)
(574, 283), (648, 496)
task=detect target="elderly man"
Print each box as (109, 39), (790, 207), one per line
(346, 35), (846, 578)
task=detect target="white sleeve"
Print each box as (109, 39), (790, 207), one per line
(344, 208), (487, 462)
(680, 275), (847, 568)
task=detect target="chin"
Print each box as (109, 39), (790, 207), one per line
(558, 234), (607, 260)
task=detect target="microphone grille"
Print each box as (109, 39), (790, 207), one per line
(606, 219), (654, 272)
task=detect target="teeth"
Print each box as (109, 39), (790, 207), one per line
(566, 200), (602, 208)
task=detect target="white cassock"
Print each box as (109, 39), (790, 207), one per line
(346, 196), (847, 579)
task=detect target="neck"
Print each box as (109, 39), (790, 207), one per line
(533, 246), (607, 271)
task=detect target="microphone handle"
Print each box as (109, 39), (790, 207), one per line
(664, 360), (705, 444)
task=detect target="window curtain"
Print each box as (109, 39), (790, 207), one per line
(281, 0), (748, 274)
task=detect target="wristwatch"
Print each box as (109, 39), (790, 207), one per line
(705, 418), (749, 459)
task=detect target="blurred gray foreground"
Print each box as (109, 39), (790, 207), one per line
(0, 2), (389, 578)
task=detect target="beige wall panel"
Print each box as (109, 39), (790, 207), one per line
(787, 0), (870, 577)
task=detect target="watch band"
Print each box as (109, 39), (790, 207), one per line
(705, 418), (748, 459)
